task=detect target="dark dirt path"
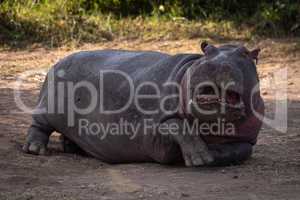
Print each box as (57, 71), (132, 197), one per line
(0, 39), (299, 200)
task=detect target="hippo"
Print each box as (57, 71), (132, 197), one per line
(23, 42), (264, 167)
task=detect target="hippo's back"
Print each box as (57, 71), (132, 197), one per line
(53, 49), (171, 79)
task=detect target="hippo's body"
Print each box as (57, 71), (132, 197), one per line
(24, 43), (264, 167)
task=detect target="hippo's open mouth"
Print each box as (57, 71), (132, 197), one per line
(194, 86), (245, 120)
(196, 86), (241, 104)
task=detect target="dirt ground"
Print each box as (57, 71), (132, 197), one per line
(0, 39), (300, 200)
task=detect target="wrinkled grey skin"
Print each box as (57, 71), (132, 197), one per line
(23, 43), (262, 167)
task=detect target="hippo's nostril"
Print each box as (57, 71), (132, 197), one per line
(196, 86), (219, 104)
(226, 90), (240, 105)
(199, 86), (216, 95)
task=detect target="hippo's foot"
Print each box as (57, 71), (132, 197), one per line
(174, 134), (214, 167)
(23, 126), (51, 155)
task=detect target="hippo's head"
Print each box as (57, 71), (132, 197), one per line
(184, 42), (261, 123)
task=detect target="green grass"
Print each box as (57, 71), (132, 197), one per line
(0, 0), (298, 48)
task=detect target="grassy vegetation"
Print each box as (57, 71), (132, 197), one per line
(0, 0), (299, 48)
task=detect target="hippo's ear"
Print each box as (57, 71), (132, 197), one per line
(200, 41), (209, 53)
(249, 48), (261, 64)
(200, 41), (218, 55)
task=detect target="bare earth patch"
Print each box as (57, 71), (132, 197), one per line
(0, 39), (299, 200)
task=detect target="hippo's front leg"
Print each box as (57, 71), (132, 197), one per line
(173, 132), (214, 167)
(161, 118), (214, 167)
